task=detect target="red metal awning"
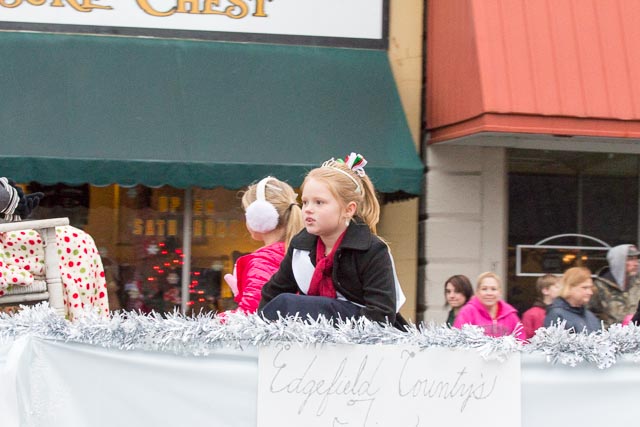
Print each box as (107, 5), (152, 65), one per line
(426, 0), (640, 144)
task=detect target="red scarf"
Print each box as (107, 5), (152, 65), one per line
(307, 231), (346, 298)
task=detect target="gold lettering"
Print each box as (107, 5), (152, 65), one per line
(0, 0), (269, 20)
(156, 219), (166, 237)
(81, 0), (111, 10)
(202, 0), (224, 14)
(158, 196), (168, 213)
(136, 0), (175, 17)
(225, 0), (248, 19)
(193, 199), (203, 216)
(49, 0), (110, 11)
(252, 0), (267, 17)
(0, 0), (21, 7)
(176, 0), (198, 13)
(133, 218), (144, 236)
(145, 219), (155, 236)
(170, 196), (181, 213)
(134, 0), (267, 19)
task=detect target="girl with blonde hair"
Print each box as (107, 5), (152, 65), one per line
(223, 176), (303, 314)
(453, 272), (524, 339)
(258, 153), (406, 327)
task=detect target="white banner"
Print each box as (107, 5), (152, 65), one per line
(2, 337), (259, 427)
(258, 343), (521, 427)
(4, 336), (640, 426)
(0, 0), (383, 40)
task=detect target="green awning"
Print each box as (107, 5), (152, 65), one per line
(0, 32), (423, 195)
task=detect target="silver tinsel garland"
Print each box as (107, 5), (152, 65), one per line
(2, 303), (640, 369)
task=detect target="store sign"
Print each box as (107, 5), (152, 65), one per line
(258, 344), (521, 427)
(128, 196), (238, 239)
(0, 0), (384, 42)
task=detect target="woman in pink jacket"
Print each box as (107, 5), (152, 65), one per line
(223, 176), (303, 314)
(453, 272), (524, 340)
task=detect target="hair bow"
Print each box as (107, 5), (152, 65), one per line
(343, 152), (367, 177)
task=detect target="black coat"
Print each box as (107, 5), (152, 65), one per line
(258, 221), (399, 325)
(544, 297), (600, 333)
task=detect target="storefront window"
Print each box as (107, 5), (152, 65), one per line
(28, 183), (262, 316)
(507, 150), (640, 313)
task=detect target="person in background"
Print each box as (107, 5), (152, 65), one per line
(453, 272), (524, 340)
(589, 244), (640, 327)
(259, 153), (407, 328)
(629, 300), (640, 325)
(545, 266), (600, 333)
(444, 274), (473, 326)
(223, 176), (303, 314)
(0, 177), (43, 222)
(0, 178), (109, 319)
(522, 274), (560, 339)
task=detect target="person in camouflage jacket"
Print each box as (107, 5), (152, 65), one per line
(589, 244), (640, 328)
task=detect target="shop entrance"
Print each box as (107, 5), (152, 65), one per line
(507, 149), (640, 314)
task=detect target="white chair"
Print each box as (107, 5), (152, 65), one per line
(0, 217), (69, 316)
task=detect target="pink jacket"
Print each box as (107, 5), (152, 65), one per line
(453, 296), (524, 340)
(233, 241), (285, 313)
(521, 305), (546, 339)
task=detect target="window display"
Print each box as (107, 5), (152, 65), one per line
(29, 183), (262, 316)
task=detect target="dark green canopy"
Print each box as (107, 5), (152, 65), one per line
(0, 31), (423, 194)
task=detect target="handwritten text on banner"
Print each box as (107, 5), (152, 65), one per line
(258, 343), (521, 427)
